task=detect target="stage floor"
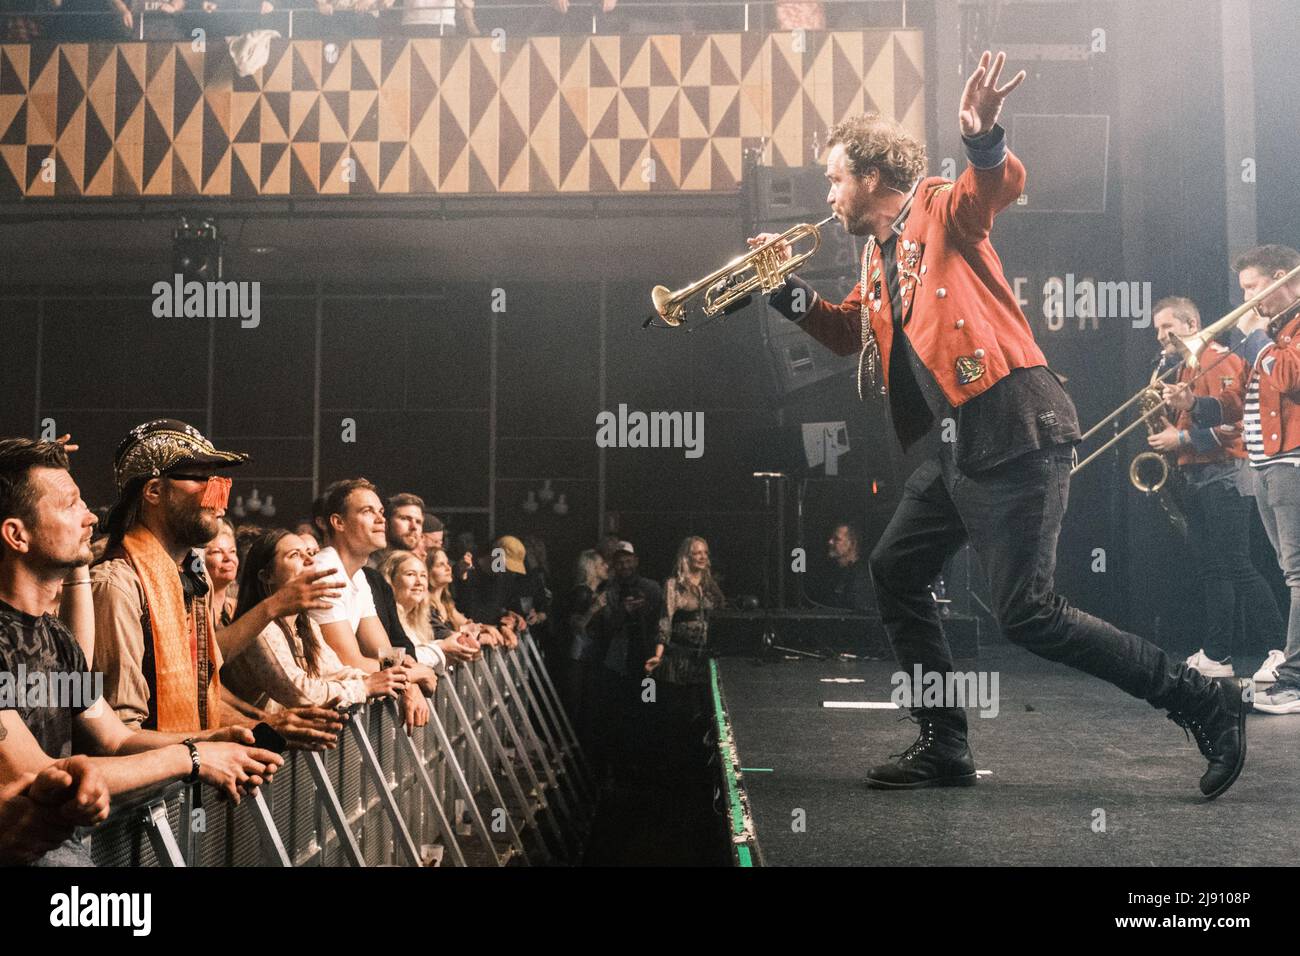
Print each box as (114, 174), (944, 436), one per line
(718, 643), (1300, 866)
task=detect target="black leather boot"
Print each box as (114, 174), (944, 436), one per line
(1166, 676), (1249, 799)
(866, 709), (977, 789)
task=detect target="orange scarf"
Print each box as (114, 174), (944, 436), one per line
(121, 525), (223, 732)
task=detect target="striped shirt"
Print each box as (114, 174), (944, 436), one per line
(1245, 374), (1300, 468)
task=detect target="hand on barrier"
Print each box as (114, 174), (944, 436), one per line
(407, 662), (439, 695)
(401, 683), (430, 735)
(441, 631), (480, 663)
(38, 756), (111, 828)
(500, 625), (519, 650)
(263, 706), (346, 751)
(0, 774), (78, 865)
(195, 742), (284, 803)
(272, 568), (345, 617)
(366, 666), (409, 700)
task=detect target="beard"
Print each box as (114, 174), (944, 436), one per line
(44, 544), (93, 572)
(165, 492), (218, 549)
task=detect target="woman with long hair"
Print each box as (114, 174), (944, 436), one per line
(221, 530), (408, 710)
(647, 536), (724, 686)
(380, 550), (479, 673)
(425, 547), (512, 649)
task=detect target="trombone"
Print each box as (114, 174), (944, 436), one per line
(649, 215), (837, 327)
(1071, 262), (1300, 477)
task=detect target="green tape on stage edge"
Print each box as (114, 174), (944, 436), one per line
(711, 659), (749, 852)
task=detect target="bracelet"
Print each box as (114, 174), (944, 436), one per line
(182, 738), (201, 784)
(1179, 430), (1190, 447)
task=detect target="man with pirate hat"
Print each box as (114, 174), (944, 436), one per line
(92, 420), (344, 747)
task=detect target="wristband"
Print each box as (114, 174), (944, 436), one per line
(182, 738), (201, 784)
(1179, 430), (1190, 447)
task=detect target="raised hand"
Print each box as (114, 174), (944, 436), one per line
(272, 568), (344, 616)
(959, 51), (1025, 138)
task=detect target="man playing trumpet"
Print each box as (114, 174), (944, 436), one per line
(749, 51), (1248, 798)
(1145, 297), (1285, 683)
(1164, 245), (1300, 714)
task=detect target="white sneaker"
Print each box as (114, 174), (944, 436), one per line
(1184, 649), (1234, 678)
(1252, 649), (1287, 685)
(1254, 683), (1300, 715)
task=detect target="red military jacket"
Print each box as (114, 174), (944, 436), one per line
(1171, 343), (1246, 467)
(1199, 309), (1300, 457)
(786, 148), (1047, 407)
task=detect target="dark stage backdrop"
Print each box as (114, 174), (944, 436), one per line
(2, 0), (1293, 653)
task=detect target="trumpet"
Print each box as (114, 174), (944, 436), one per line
(650, 215), (836, 327)
(1072, 261), (1300, 478)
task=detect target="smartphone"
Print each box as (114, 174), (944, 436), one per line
(252, 721), (288, 754)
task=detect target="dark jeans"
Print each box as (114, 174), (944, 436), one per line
(869, 445), (1206, 722)
(1174, 471), (1286, 662)
(1255, 463), (1300, 685)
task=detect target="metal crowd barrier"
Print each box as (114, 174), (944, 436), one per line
(87, 636), (594, 867)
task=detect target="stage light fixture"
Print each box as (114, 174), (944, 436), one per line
(172, 215), (223, 281)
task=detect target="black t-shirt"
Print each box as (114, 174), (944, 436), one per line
(819, 559), (876, 613)
(0, 597), (97, 760)
(361, 566), (417, 657)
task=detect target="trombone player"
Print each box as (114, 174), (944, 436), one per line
(1145, 297), (1285, 683)
(748, 50), (1247, 798)
(1164, 245), (1300, 715)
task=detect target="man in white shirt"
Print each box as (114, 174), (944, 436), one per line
(309, 478), (437, 731)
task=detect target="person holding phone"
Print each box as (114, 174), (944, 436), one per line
(221, 531), (411, 713)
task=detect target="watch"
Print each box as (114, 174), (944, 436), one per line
(182, 738), (201, 784)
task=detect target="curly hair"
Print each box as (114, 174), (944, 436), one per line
(825, 113), (927, 191)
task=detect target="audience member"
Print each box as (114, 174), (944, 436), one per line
(559, 548), (607, 752)
(221, 530), (408, 711)
(91, 420), (343, 749)
(309, 478), (433, 732)
(380, 549), (479, 673)
(426, 546), (508, 648)
(420, 512), (444, 556)
(0, 438), (284, 865)
(203, 519), (239, 627)
(373, 492), (426, 566)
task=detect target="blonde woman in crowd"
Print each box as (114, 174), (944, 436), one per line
(204, 519), (239, 628)
(380, 550), (481, 674)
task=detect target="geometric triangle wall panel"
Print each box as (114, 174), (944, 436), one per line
(0, 31), (922, 196)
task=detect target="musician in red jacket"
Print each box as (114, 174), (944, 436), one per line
(1145, 297), (1285, 682)
(752, 51), (1246, 798)
(1165, 245), (1300, 715)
